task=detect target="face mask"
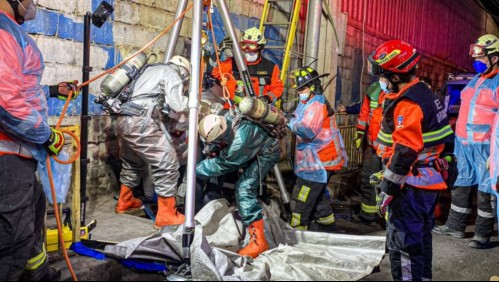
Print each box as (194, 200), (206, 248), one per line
(244, 52), (259, 63)
(379, 80), (391, 93)
(299, 90), (310, 102)
(473, 60), (489, 74)
(17, 0), (37, 22)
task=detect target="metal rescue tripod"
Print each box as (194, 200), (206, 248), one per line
(162, 0), (291, 279)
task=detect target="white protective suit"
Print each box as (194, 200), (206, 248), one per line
(117, 63), (189, 197)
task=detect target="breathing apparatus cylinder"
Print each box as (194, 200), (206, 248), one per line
(239, 96), (285, 125)
(100, 52), (148, 97)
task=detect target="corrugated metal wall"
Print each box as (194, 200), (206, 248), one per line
(341, 0), (484, 69)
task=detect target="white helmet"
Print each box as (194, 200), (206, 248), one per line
(169, 55), (190, 74)
(169, 55), (191, 84)
(198, 114), (227, 143)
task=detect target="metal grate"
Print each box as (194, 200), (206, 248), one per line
(336, 113), (362, 174)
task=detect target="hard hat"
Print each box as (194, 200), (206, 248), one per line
(368, 40), (420, 75)
(198, 114), (228, 143)
(169, 55), (191, 75)
(242, 27), (266, 46)
(169, 55), (190, 84)
(290, 66), (328, 92)
(470, 34), (499, 57)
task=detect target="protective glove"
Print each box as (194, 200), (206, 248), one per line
(376, 191), (393, 218)
(354, 131), (364, 150)
(45, 128), (65, 155)
(49, 80), (80, 101)
(258, 95), (272, 104)
(370, 170), (385, 186)
(218, 37), (233, 61)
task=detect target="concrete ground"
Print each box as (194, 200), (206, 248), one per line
(51, 196), (499, 281)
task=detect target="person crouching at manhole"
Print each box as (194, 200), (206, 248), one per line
(196, 114), (281, 258)
(115, 55), (190, 229)
(287, 66), (348, 231)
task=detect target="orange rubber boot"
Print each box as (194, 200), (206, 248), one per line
(237, 219), (269, 258)
(115, 184), (143, 214)
(154, 196), (185, 229)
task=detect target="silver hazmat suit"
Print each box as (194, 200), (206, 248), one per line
(117, 63), (188, 197)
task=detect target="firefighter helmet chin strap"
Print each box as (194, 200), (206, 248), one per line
(7, 0), (24, 24)
(484, 54), (499, 75)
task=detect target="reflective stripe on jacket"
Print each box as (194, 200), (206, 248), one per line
(289, 94), (348, 183)
(357, 82), (386, 147)
(455, 70), (499, 144)
(212, 56), (284, 103)
(377, 79), (452, 190)
(0, 10), (50, 159)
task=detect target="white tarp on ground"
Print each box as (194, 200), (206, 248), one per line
(103, 199), (386, 281)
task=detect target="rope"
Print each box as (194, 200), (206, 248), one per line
(207, 9), (235, 108)
(45, 4), (194, 281)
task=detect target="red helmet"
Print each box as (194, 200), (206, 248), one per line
(368, 40), (420, 75)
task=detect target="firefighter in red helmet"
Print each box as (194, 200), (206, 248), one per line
(368, 40), (454, 281)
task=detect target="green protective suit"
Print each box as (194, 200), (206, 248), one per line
(196, 114), (281, 225)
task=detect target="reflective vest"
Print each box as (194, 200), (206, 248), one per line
(377, 81), (453, 190)
(212, 57), (284, 108)
(455, 70), (499, 144)
(289, 94), (348, 183)
(357, 82), (386, 147)
(377, 82), (454, 150)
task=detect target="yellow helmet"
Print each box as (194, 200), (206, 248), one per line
(242, 27), (266, 46)
(470, 34), (499, 57)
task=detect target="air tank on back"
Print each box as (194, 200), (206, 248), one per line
(238, 96), (285, 125)
(100, 52), (147, 97)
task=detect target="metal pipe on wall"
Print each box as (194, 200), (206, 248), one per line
(304, 0), (321, 68)
(163, 0), (189, 62)
(183, 0), (203, 262)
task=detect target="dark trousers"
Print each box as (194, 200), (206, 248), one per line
(290, 171), (334, 228)
(0, 155), (48, 281)
(387, 186), (439, 281)
(446, 185), (495, 237)
(359, 146), (383, 220)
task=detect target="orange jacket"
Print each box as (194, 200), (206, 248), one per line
(212, 56), (284, 103)
(357, 91), (386, 147)
(289, 94), (347, 183)
(377, 79), (452, 191)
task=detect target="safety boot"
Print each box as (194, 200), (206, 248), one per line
(469, 235), (491, 249)
(154, 196), (185, 229)
(238, 219), (269, 258)
(351, 212), (379, 227)
(432, 225), (465, 238)
(115, 184), (143, 214)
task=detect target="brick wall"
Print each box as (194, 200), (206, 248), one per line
(24, 0), (279, 202)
